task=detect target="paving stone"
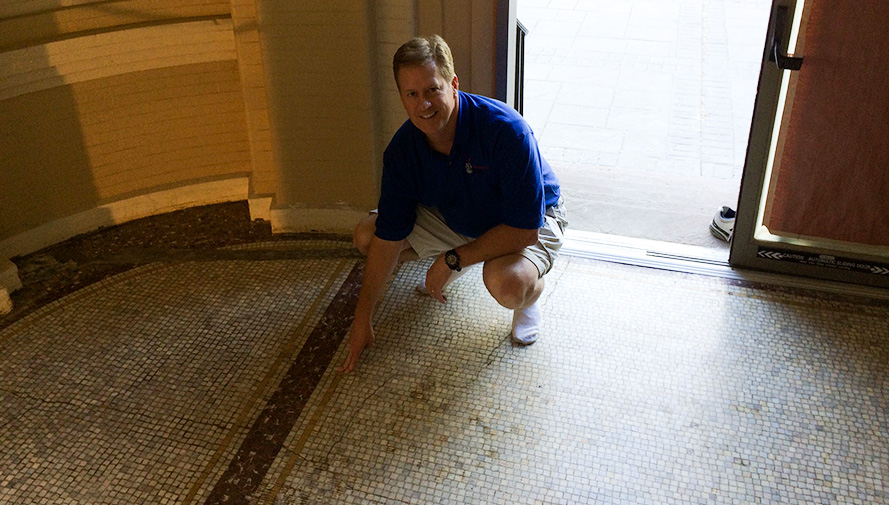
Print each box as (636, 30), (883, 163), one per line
(519, 0), (773, 249)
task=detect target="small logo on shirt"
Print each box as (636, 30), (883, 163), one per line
(464, 158), (488, 174)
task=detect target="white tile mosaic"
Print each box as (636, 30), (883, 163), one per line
(0, 259), (355, 505)
(1, 250), (887, 505)
(273, 257), (888, 505)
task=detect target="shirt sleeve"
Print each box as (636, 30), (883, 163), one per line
(496, 128), (546, 230)
(374, 146), (419, 242)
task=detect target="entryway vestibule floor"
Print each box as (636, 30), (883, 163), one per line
(1, 202), (886, 505)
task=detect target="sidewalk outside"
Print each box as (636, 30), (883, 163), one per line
(518, 0), (772, 250)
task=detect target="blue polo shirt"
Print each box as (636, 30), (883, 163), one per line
(375, 91), (560, 241)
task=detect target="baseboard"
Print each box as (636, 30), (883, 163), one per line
(248, 196), (274, 221)
(270, 206), (367, 235)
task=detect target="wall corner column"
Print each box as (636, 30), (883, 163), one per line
(0, 259), (22, 315)
(231, 0), (279, 221)
(494, 0), (516, 104)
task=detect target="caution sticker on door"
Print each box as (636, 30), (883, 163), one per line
(757, 248), (889, 276)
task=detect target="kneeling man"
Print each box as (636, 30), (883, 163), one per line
(340, 35), (566, 373)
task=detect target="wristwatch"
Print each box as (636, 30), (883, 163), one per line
(444, 249), (462, 272)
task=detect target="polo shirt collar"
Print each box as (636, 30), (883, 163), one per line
(449, 91), (471, 161)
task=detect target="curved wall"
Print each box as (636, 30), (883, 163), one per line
(0, 0), (504, 300)
(1, 1), (255, 258)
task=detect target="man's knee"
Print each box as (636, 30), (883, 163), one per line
(483, 257), (540, 309)
(486, 276), (529, 308)
(353, 214), (377, 256)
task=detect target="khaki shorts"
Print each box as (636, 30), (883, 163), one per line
(398, 198), (567, 278)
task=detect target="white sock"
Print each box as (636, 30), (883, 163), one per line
(511, 301), (541, 345)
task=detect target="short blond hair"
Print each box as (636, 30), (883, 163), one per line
(393, 35), (455, 87)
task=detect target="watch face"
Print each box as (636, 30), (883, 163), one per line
(445, 250), (460, 270)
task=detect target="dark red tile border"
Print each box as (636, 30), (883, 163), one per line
(203, 262), (363, 505)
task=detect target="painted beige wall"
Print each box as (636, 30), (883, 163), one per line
(0, 0), (505, 295)
(0, 2), (257, 258)
(262, 0), (501, 233)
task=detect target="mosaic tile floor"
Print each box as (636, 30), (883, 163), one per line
(1, 242), (887, 504)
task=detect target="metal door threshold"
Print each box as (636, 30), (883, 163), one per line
(563, 230), (889, 301)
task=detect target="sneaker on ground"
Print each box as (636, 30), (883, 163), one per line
(709, 206), (736, 242)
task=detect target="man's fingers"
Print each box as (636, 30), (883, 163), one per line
(427, 287), (446, 304)
(337, 355), (354, 373)
(338, 330), (374, 373)
(339, 349), (360, 373)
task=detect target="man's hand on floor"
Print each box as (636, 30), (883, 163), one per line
(425, 255), (451, 304)
(338, 319), (375, 373)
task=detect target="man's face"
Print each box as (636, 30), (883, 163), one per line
(397, 62), (459, 141)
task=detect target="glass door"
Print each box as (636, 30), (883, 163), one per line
(731, 0), (889, 288)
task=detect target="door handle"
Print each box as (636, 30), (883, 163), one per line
(769, 6), (804, 70)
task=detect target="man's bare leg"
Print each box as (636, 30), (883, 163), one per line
(354, 213), (417, 262)
(482, 254), (544, 344)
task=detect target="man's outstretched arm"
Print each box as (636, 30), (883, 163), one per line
(338, 235), (404, 373)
